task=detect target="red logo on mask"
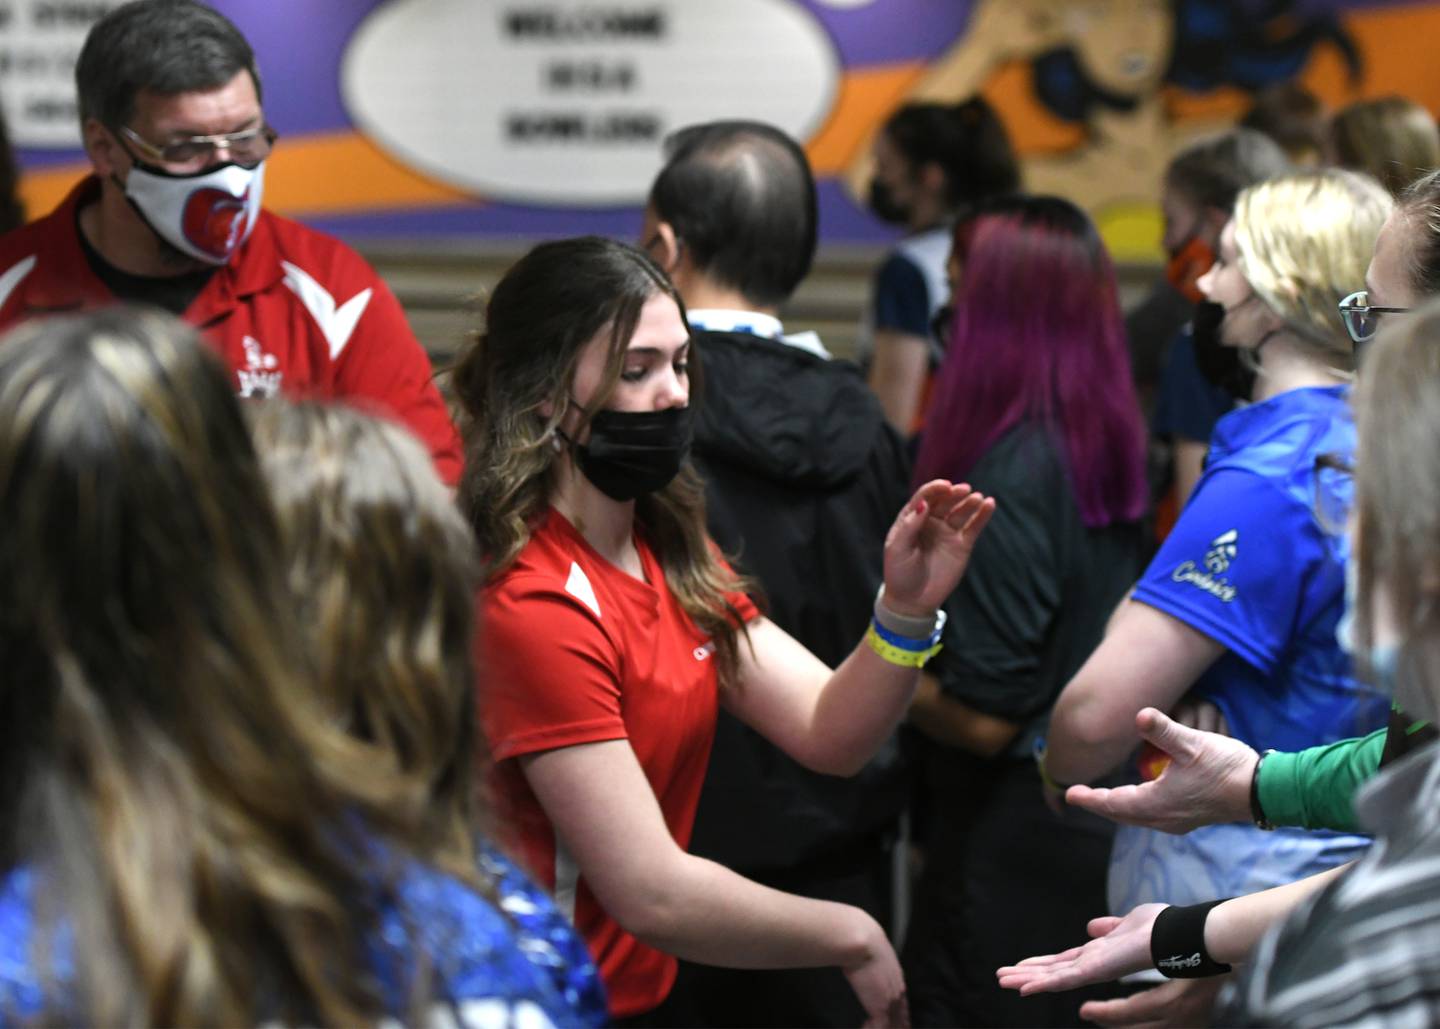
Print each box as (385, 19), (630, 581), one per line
(182, 187), (250, 260)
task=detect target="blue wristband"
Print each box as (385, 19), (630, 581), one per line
(870, 611), (946, 652)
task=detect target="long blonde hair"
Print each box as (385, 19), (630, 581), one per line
(453, 236), (751, 685)
(250, 399), (487, 887)
(1233, 169), (1392, 369)
(0, 310), (422, 1025)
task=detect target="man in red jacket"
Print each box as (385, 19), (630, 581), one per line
(0, 0), (461, 482)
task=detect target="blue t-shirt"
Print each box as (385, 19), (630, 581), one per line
(0, 848), (605, 1027)
(1111, 385), (1389, 911)
(863, 226), (951, 368)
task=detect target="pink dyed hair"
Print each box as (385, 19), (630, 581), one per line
(913, 196), (1147, 528)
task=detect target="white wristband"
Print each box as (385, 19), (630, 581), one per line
(874, 585), (940, 640)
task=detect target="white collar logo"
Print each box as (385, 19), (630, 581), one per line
(237, 335), (282, 398)
(1172, 530), (1239, 603)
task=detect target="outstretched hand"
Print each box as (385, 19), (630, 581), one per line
(882, 480), (996, 617)
(1065, 707), (1259, 835)
(995, 903), (1168, 997)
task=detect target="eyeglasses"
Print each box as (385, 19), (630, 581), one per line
(1339, 290), (1411, 346)
(118, 122), (277, 171)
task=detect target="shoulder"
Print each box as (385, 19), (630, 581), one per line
(477, 846), (606, 1022)
(0, 211), (59, 264)
(0, 209), (68, 312)
(966, 423), (1067, 500)
(873, 250), (927, 293)
(895, 227), (952, 267)
(252, 211), (384, 290)
(1212, 389), (1354, 478)
(381, 861), (575, 1021)
(485, 524), (607, 623)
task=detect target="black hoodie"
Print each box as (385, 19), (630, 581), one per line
(687, 327), (913, 871)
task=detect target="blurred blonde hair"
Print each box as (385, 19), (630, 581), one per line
(1329, 95), (1440, 197)
(0, 309), (421, 1025)
(1353, 299), (1440, 705)
(1234, 168), (1392, 368)
(250, 400), (488, 890)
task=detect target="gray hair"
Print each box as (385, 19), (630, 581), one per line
(74, 0), (261, 129)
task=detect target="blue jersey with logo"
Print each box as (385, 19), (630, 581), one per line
(0, 847), (605, 1027)
(1112, 386), (1389, 911)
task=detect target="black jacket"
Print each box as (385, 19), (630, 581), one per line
(687, 327), (913, 871)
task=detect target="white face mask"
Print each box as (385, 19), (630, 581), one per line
(123, 160), (265, 266)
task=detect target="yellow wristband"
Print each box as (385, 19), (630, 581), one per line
(1033, 738), (1071, 793)
(865, 624), (943, 668)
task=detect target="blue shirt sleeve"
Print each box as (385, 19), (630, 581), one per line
(872, 252), (932, 338)
(1151, 329), (1235, 442)
(1132, 467), (1332, 676)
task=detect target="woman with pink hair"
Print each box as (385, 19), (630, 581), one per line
(903, 195), (1149, 1026)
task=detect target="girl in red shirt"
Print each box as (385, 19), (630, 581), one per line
(456, 236), (994, 1026)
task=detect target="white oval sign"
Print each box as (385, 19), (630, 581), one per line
(0, 1), (115, 148)
(341, 0), (840, 206)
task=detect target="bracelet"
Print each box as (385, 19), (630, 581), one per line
(870, 609), (948, 652)
(1150, 900), (1234, 978)
(1250, 749), (1276, 831)
(865, 623), (943, 668)
(1032, 737), (1071, 793)
(874, 585), (941, 639)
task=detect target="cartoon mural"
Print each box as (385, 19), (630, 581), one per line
(841, 0), (1362, 255)
(3, 0), (1438, 252)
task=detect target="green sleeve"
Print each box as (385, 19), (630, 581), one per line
(1256, 728), (1386, 833)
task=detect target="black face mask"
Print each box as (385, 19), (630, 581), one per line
(568, 405), (693, 502)
(1191, 300), (1255, 402)
(868, 179), (910, 225)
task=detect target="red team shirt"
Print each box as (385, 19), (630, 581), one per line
(0, 178), (461, 483)
(480, 508), (758, 1018)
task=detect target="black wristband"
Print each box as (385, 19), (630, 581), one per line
(1250, 749), (1276, 831)
(1150, 900), (1233, 978)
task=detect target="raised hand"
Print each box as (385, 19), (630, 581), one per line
(995, 903), (1168, 996)
(882, 480), (995, 618)
(1064, 707), (1258, 834)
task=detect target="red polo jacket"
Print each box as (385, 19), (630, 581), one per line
(0, 177), (462, 483)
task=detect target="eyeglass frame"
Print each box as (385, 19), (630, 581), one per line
(116, 122), (278, 171)
(1338, 289), (1411, 346)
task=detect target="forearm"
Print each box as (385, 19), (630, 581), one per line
(1204, 863), (1352, 965)
(1045, 603), (1222, 785)
(908, 672), (1019, 757)
(867, 333), (928, 433)
(1258, 729), (1385, 833)
(1046, 680), (1144, 784)
(627, 852), (879, 971)
(805, 645), (920, 775)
